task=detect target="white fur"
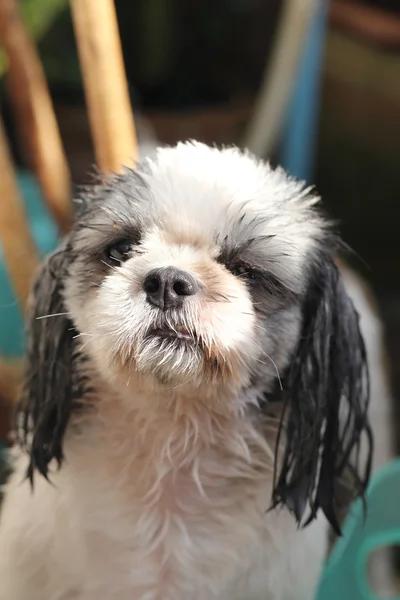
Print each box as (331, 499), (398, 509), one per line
(0, 143), (393, 600)
(0, 404), (328, 600)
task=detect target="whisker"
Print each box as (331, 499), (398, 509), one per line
(101, 259), (114, 270)
(73, 333), (94, 340)
(36, 312), (70, 320)
(251, 322), (266, 332)
(119, 271), (134, 282)
(239, 345), (283, 392)
(241, 352), (267, 366)
(208, 293), (233, 303)
(263, 352), (283, 391)
(78, 339), (93, 352)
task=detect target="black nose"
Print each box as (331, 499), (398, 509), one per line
(142, 267), (198, 310)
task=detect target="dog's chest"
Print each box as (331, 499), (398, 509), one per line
(66, 418), (282, 599)
(63, 413), (327, 600)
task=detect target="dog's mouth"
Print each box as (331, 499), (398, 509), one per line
(152, 325), (197, 343)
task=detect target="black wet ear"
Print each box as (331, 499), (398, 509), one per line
(272, 255), (373, 533)
(17, 243), (85, 483)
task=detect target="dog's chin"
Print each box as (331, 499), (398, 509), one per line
(100, 325), (251, 396)
(134, 331), (204, 386)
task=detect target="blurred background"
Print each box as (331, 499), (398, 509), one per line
(0, 0), (399, 515)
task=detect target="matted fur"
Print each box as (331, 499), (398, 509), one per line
(0, 142), (375, 600)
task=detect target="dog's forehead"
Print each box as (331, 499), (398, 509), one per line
(78, 142), (324, 257)
(142, 142), (304, 218)
(135, 142), (324, 250)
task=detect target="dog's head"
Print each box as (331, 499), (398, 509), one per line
(18, 142), (372, 531)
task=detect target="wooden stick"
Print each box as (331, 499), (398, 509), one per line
(0, 358), (23, 411)
(0, 0), (72, 233)
(0, 116), (39, 310)
(70, 0), (138, 173)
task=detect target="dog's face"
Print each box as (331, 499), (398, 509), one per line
(19, 142), (372, 531)
(65, 143), (322, 395)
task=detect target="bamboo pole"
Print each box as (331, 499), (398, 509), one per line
(0, 0), (72, 233)
(0, 359), (23, 412)
(0, 116), (39, 310)
(70, 0), (138, 173)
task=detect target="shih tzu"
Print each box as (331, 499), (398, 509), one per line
(0, 141), (388, 600)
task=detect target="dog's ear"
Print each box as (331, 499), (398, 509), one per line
(272, 255), (373, 533)
(17, 243), (85, 483)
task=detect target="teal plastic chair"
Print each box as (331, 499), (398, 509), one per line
(316, 459), (400, 600)
(0, 171), (59, 358)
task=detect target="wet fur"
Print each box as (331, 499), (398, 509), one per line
(0, 142), (373, 600)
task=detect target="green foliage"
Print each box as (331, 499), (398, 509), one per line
(19, 0), (68, 40)
(0, 0), (68, 76)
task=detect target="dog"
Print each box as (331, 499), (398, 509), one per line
(0, 141), (388, 600)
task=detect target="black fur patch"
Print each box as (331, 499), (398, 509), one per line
(17, 245), (90, 483)
(270, 254), (372, 533)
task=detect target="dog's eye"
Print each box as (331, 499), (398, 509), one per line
(229, 263), (258, 281)
(106, 239), (134, 263)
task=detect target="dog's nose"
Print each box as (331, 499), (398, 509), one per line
(142, 267), (198, 310)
